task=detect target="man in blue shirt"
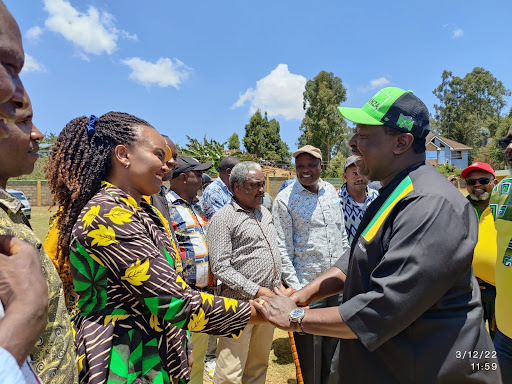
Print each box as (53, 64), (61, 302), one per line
(202, 156), (240, 219)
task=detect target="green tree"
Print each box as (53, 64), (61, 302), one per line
(243, 110), (265, 158)
(41, 132), (58, 144)
(298, 71), (347, 165)
(228, 133), (240, 150)
(434, 163), (461, 178)
(489, 110), (512, 170)
(433, 67), (511, 151)
(243, 110), (290, 164)
(181, 135), (227, 174)
(323, 152), (346, 178)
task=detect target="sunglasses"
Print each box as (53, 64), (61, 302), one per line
(498, 137), (512, 150)
(465, 177), (493, 186)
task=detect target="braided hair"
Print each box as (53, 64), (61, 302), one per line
(45, 111), (153, 266)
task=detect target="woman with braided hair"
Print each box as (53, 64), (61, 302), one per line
(45, 112), (257, 384)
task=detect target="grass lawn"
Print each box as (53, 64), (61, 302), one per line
(30, 206), (297, 383)
(30, 206), (56, 241)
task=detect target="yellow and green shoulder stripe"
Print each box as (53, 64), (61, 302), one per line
(361, 176), (414, 242)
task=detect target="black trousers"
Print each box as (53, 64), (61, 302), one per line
(294, 293), (343, 384)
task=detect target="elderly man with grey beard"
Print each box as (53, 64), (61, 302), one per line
(462, 162), (498, 341)
(207, 161), (284, 384)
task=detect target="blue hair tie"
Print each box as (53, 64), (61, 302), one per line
(86, 115), (98, 137)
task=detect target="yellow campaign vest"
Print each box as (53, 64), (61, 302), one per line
(494, 218), (512, 337)
(490, 178), (512, 338)
(472, 206), (497, 285)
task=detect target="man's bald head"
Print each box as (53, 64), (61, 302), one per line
(0, 1), (26, 128)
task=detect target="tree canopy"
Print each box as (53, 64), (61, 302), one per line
(298, 70), (347, 165)
(243, 110), (290, 164)
(323, 152), (347, 178)
(181, 135), (228, 174)
(433, 67), (511, 156)
(228, 132), (240, 151)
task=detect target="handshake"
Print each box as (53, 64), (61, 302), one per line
(250, 285), (310, 333)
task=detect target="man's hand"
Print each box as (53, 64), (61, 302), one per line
(279, 284), (294, 297)
(252, 287), (299, 331)
(0, 236), (48, 365)
(255, 287), (274, 298)
(290, 288), (310, 307)
(0, 236), (48, 309)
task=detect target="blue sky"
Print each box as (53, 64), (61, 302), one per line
(6, 0), (512, 152)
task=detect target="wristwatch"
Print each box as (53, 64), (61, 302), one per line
(289, 307), (306, 334)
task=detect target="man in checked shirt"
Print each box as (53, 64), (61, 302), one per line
(206, 161), (285, 384)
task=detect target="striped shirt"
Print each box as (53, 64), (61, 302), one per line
(207, 199), (282, 301)
(166, 189), (214, 288)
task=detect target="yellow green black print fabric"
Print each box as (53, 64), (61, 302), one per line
(70, 183), (251, 383)
(0, 188), (78, 383)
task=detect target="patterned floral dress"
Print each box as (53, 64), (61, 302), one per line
(70, 183), (251, 383)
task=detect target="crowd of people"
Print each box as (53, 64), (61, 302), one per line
(0, 1), (511, 383)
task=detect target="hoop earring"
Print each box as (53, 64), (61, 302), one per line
(125, 162), (130, 169)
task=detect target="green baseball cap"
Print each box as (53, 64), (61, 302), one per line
(337, 87), (430, 138)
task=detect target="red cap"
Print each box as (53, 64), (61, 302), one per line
(461, 162), (495, 179)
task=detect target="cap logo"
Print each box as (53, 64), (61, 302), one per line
(367, 90), (390, 112)
(397, 114), (414, 131)
(368, 98), (381, 111)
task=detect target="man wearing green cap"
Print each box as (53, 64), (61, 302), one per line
(254, 87), (500, 383)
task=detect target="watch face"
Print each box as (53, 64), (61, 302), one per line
(290, 307), (305, 319)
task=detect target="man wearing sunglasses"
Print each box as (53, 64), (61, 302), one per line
(462, 162), (498, 340)
(490, 127), (512, 383)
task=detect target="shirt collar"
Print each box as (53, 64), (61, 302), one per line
(230, 198), (262, 215)
(296, 178), (326, 195)
(167, 188), (200, 207)
(0, 187), (23, 214)
(340, 182), (372, 204)
(378, 161), (424, 195)
(466, 194), (490, 218)
(217, 178), (233, 196)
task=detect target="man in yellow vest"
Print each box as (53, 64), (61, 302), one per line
(491, 126), (512, 383)
(462, 162), (497, 338)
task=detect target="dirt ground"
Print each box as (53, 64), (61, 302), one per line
(262, 166), (295, 177)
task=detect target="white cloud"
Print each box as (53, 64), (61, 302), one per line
(233, 64), (306, 120)
(121, 57), (192, 88)
(23, 54), (46, 73)
(443, 23), (464, 39)
(452, 28), (464, 39)
(26, 26), (43, 42)
(357, 77), (391, 93)
(43, 0), (137, 56)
